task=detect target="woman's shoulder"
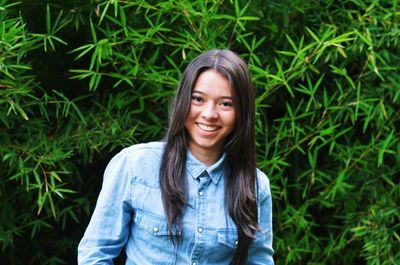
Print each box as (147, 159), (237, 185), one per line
(255, 168), (271, 202)
(106, 141), (166, 185)
(119, 141), (166, 157)
(110, 141), (165, 170)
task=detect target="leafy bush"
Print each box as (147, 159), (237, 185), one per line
(0, 0), (399, 264)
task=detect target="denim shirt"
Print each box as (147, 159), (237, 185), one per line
(78, 142), (274, 264)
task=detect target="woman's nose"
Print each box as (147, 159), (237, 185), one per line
(201, 103), (218, 120)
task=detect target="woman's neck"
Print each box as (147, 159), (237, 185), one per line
(188, 144), (221, 167)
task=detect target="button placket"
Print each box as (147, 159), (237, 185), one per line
(190, 174), (209, 261)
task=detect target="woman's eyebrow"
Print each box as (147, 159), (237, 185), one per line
(192, 90), (233, 100)
(191, 90), (205, 94)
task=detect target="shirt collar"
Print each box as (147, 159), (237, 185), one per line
(186, 150), (226, 184)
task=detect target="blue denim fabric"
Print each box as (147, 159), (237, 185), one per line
(78, 141), (274, 264)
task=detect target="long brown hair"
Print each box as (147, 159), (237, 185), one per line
(159, 49), (260, 264)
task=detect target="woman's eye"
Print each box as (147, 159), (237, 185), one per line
(221, 102), (233, 107)
(192, 96), (203, 102)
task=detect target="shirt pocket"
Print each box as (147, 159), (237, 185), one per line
(209, 228), (238, 262)
(132, 210), (178, 264)
(217, 228), (238, 248)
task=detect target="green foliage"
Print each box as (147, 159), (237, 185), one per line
(0, 0), (84, 262)
(0, 0), (399, 264)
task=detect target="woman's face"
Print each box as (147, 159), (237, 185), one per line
(184, 69), (236, 161)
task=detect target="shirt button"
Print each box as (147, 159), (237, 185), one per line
(192, 263), (196, 265)
(198, 191), (204, 196)
(153, 227), (159, 233)
(198, 227), (203, 233)
(235, 240), (239, 246)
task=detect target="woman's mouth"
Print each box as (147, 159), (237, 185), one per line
(196, 123), (220, 132)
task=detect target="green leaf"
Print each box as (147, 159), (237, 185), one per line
(14, 103), (29, 120)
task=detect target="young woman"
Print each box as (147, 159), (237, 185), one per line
(78, 49), (274, 264)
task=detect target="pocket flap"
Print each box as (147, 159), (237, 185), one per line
(217, 229), (238, 248)
(134, 211), (177, 236)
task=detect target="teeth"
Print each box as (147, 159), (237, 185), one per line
(197, 123), (219, 132)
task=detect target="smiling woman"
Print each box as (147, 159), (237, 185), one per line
(185, 69), (236, 166)
(78, 49), (274, 265)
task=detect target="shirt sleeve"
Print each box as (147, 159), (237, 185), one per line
(78, 150), (133, 265)
(247, 172), (274, 265)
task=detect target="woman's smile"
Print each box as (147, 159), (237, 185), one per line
(184, 69), (236, 164)
(196, 122), (220, 132)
